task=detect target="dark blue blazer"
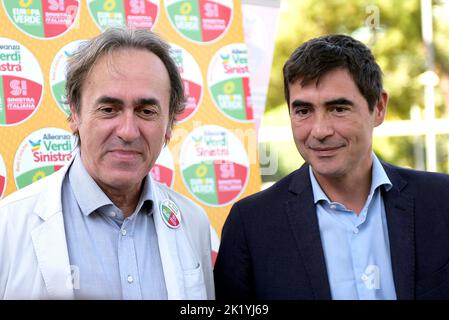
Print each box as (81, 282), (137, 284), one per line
(214, 162), (449, 299)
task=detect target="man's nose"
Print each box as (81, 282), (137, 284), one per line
(116, 111), (140, 142)
(311, 113), (334, 141)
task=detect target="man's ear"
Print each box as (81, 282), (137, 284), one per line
(69, 103), (79, 132)
(374, 91), (388, 127)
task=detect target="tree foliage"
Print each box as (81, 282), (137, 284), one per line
(263, 0), (449, 175)
(266, 0), (449, 120)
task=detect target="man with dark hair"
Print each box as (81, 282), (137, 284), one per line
(0, 28), (214, 300)
(214, 34), (449, 300)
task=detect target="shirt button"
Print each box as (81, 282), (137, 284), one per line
(127, 275), (133, 283)
(109, 211), (116, 218)
(353, 227), (359, 234)
(121, 229), (127, 236)
(330, 204), (337, 210)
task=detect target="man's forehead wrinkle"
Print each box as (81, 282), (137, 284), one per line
(104, 51), (126, 78)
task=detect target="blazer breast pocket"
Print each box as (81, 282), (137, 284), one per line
(416, 261), (449, 299)
(183, 262), (207, 300)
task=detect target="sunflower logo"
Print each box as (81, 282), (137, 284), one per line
(196, 164), (208, 178)
(180, 2), (192, 15)
(223, 81), (235, 94)
(19, 0), (32, 8)
(32, 170), (46, 182)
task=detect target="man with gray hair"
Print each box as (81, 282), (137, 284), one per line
(0, 28), (214, 300)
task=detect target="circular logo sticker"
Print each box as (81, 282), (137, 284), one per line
(180, 125), (249, 207)
(150, 146), (175, 188)
(0, 154), (6, 199)
(208, 43), (254, 122)
(88, 0), (159, 31)
(14, 127), (76, 189)
(2, 0), (80, 39)
(159, 199), (181, 228)
(0, 38), (43, 126)
(169, 43), (203, 123)
(50, 40), (86, 116)
(165, 0), (233, 43)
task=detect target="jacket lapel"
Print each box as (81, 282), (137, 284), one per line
(151, 180), (195, 300)
(285, 165), (331, 299)
(382, 163), (415, 299)
(31, 165), (74, 299)
(153, 209), (185, 299)
(31, 215), (74, 299)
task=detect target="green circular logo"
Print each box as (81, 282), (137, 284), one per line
(2, 0), (80, 39)
(169, 43), (203, 123)
(208, 43), (254, 122)
(88, 0), (160, 31)
(180, 125), (249, 207)
(50, 40), (86, 116)
(0, 38), (44, 126)
(165, 0), (233, 43)
(13, 127), (76, 189)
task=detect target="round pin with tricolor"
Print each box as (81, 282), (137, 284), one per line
(159, 199), (181, 229)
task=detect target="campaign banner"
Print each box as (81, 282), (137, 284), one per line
(2, 0), (80, 39)
(169, 42), (203, 123)
(208, 43), (253, 122)
(150, 145), (175, 187)
(0, 1), (263, 245)
(0, 38), (43, 126)
(0, 153), (6, 199)
(14, 127), (76, 189)
(180, 125), (249, 206)
(242, 0), (280, 132)
(88, 0), (159, 30)
(50, 39), (86, 116)
(165, 0), (233, 43)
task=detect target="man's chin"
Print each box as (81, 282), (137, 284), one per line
(310, 163), (345, 179)
(98, 172), (146, 190)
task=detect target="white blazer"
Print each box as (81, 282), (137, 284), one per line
(0, 158), (215, 300)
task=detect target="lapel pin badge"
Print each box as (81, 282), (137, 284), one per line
(160, 199), (181, 229)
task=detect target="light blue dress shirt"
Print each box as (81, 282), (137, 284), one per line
(309, 154), (397, 300)
(61, 153), (167, 299)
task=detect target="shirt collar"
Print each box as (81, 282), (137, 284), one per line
(68, 151), (153, 216)
(309, 153), (392, 205)
(370, 152), (393, 194)
(134, 173), (154, 216)
(309, 166), (329, 204)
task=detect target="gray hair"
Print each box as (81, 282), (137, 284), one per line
(66, 27), (185, 137)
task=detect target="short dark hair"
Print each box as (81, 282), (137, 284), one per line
(66, 27), (184, 139)
(283, 34), (383, 112)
